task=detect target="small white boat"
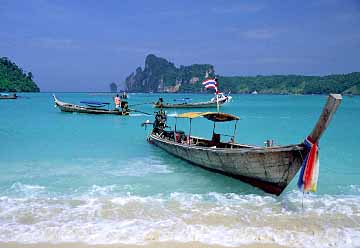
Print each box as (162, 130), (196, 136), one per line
(0, 93), (17, 100)
(210, 92), (232, 104)
(154, 93), (232, 109)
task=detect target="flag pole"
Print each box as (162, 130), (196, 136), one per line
(202, 78), (220, 112)
(215, 78), (219, 113)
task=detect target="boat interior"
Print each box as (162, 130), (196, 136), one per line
(154, 129), (256, 149)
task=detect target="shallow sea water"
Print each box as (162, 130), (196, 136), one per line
(0, 93), (359, 247)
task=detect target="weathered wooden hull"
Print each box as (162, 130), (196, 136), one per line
(54, 95), (129, 115)
(56, 104), (128, 115)
(146, 94), (342, 195)
(154, 98), (228, 108)
(148, 133), (305, 195)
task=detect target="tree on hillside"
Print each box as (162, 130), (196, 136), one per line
(0, 57), (40, 92)
(27, 72), (33, 80)
(110, 82), (117, 92)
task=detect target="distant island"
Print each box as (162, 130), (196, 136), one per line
(125, 54), (360, 95)
(0, 57), (40, 92)
(126, 54), (215, 93)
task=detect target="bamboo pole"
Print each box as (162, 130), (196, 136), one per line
(232, 120), (238, 143)
(188, 118), (192, 145)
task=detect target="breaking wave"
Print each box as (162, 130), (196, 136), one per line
(0, 184), (359, 247)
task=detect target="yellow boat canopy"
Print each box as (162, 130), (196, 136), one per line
(176, 112), (207, 119)
(176, 112), (239, 122)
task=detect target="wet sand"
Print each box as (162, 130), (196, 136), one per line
(0, 242), (287, 248)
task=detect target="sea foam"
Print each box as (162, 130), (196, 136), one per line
(0, 186), (359, 247)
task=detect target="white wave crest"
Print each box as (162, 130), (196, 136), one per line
(0, 190), (359, 247)
(6, 182), (46, 198)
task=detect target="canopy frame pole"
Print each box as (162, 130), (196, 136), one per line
(232, 120), (238, 143)
(216, 92), (219, 113)
(188, 118), (192, 145)
(174, 117), (177, 142)
(175, 117), (177, 132)
(213, 122), (216, 134)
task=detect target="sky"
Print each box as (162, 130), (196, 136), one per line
(0, 0), (359, 92)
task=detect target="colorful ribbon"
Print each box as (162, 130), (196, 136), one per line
(297, 136), (320, 192)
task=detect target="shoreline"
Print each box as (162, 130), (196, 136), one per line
(0, 242), (287, 248)
(3, 91), (359, 96)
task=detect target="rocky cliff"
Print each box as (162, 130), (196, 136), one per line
(125, 54), (215, 93)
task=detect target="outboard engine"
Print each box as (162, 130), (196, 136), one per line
(121, 101), (129, 111)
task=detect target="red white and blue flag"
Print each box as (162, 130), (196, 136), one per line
(202, 78), (219, 93)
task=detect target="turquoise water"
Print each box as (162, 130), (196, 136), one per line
(0, 93), (359, 247)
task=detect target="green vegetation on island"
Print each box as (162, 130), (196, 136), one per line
(219, 73), (360, 95)
(125, 55), (360, 95)
(0, 57), (40, 92)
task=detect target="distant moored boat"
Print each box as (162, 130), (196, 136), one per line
(0, 93), (17, 100)
(153, 93), (232, 109)
(53, 94), (130, 115)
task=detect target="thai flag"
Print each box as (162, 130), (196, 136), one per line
(202, 78), (218, 92)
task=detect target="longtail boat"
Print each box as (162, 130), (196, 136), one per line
(53, 94), (130, 115)
(0, 93), (17, 100)
(153, 93), (232, 109)
(144, 94), (342, 195)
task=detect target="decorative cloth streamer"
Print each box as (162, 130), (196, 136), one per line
(297, 136), (320, 192)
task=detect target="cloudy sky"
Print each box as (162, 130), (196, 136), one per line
(0, 0), (359, 91)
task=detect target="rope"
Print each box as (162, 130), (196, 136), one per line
(302, 191), (305, 210)
(129, 108), (152, 115)
(128, 102), (154, 107)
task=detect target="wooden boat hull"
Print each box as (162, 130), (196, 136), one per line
(154, 98), (228, 108)
(148, 133), (305, 195)
(0, 95), (17, 100)
(56, 103), (128, 115)
(146, 94), (342, 195)
(53, 95), (129, 115)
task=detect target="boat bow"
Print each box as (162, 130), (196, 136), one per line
(308, 94), (342, 144)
